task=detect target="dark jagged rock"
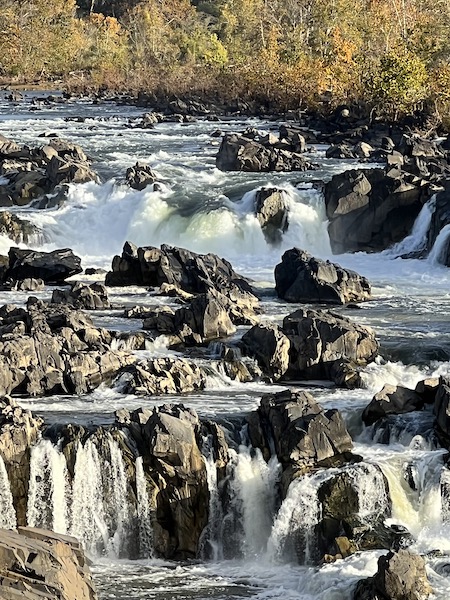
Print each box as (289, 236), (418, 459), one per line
(0, 135), (98, 206)
(51, 281), (110, 310)
(275, 248), (371, 304)
(324, 168), (429, 254)
(254, 187), (289, 244)
(0, 211), (38, 244)
(241, 323), (290, 381)
(216, 131), (316, 172)
(362, 384), (425, 425)
(247, 389), (353, 472)
(282, 308), (379, 384)
(125, 161), (157, 191)
(0, 527), (98, 600)
(353, 549), (432, 600)
(6, 247), (83, 283)
(106, 243), (260, 329)
(114, 358), (206, 395)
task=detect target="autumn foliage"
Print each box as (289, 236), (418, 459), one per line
(1, 0), (450, 122)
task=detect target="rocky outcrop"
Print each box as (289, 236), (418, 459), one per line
(125, 162), (157, 191)
(6, 247), (83, 284)
(0, 299), (134, 397)
(118, 404), (210, 559)
(362, 384), (425, 425)
(275, 248), (372, 304)
(51, 282), (110, 310)
(216, 129), (316, 172)
(0, 136), (98, 206)
(106, 243), (260, 331)
(353, 549), (432, 600)
(247, 389), (353, 474)
(282, 308), (379, 383)
(433, 377), (450, 446)
(324, 168), (429, 254)
(114, 357), (206, 395)
(0, 397), (42, 525)
(254, 187), (289, 244)
(0, 527), (97, 600)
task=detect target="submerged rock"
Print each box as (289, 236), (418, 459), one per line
(275, 248), (372, 304)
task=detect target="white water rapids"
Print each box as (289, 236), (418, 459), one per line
(1, 91), (450, 598)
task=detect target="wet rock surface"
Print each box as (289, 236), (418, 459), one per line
(275, 248), (372, 304)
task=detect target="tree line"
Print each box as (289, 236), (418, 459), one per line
(1, 0), (450, 123)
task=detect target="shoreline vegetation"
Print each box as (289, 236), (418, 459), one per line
(2, 0), (450, 131)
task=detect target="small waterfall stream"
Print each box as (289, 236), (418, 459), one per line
(0, 454), (16, 530)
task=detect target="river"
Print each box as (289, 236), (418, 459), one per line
(1, 91), (450, 599)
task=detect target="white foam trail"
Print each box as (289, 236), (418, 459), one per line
(0, 454), (16, 529)
(428, 223), (450, 265)
(385, 197), (436, 257)
(27, 439), (69, 533)
(200, 436), (224, 560)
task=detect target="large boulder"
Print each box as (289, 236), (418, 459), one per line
(433, 377), (450, 446)
(282, 308), (379, 382)
(6, 247), (83, 283)
(125, 161), (157, 191)
(362, 384), (425, 426)
(0, 527), (98, 600)
(275, 248), (372, 304)
(241, 323), (290, 381)
(254, 187), (289, 244)
(353, 549), (432, 600)
(247, 389), (353, 472)
(324, 168), (428, 253)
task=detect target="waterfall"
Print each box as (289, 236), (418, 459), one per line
(103, 436), (130, 557)
(379, 450), (447, 542)
(347, 462), (389, 523)
(135, 456), (154, 558)
(199, 436), (224, 561)
(27, 439), (69, 534)
(267, 471), (327, 565)
(385, 197), (436, 257)
(0, 454), (16, 529)
(428, 223), (450, 265)
(220, 443), (281, 560)
(70, 438), (110, 555)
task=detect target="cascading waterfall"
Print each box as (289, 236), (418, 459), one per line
(347, 462), (390, 523)
(428, 223), (450, 265)
(267, 470), (327, 565)
(0, 454), (16, 530)
(70, 438), (111, 555)
(221, 443), (281, 560)
(384, 196), (436, 257)
(135, 456), (154, 558)
(199, 435), (224, 561)
(27, 438), (69, 534)
(379, 449), (448, 543)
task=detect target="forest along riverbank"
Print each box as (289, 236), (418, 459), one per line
(1, 92), (450, 599)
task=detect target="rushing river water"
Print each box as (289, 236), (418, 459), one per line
(2, 91), (450, 599)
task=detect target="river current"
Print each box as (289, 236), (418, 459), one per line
(2, 91), (450, 599)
